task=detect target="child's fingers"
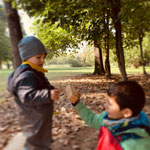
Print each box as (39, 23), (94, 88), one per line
(50, 89), (61, 100)
(74, 91), (81, 97)
(55, 89), (62, 94)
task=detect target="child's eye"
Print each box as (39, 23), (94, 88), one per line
(36, 56), (41, 59)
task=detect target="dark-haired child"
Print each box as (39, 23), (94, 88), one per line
(7, 36), (61, 150)
(67, 81), (150, 150)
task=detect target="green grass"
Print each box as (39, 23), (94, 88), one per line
(0, 65), (150, 93)
(0, 65), (94, 92)
(111, 66), (150, 74)
(45, 65), (93, 80)
(0, 69), (13, 92)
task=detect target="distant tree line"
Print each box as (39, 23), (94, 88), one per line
(2, 0), (150, 80)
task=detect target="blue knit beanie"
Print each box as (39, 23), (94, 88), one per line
(18, 36), (47, 61)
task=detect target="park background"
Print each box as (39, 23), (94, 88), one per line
(0, 0), (150, 149)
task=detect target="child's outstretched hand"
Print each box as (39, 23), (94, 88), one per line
(50, 89), (61, 100)
(66, 84), (81, 104)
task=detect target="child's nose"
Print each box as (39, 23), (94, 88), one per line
(41, 58), (45, 63)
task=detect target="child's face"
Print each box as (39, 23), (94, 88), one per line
(26, 53), (46, 67)
(105, 96), (125, 119)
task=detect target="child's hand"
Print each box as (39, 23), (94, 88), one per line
(50, 89), (61, 100)
(66, 85), (81, 104)
(71, 91), (81, 104)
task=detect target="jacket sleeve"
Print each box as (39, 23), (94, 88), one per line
(15, 71), (52, 105)
(74, 102), (106, 130)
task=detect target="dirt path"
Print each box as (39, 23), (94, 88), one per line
(0, 74), (150, 150)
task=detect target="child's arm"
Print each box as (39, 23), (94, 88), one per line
(74, 102), (106, 130)
(15, 71), (61, 105)
(66, 85), (105, 129)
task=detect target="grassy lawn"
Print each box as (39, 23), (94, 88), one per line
(0, 69), (13, 92)
(0, 65), (94, 93)
(45, 64), (94, 80)
(111, 66), (150, 74)
(0, 65), (150, 93)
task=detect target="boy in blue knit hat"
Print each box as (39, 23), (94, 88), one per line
(67, 81), (150, 150)
(7, 36), (61, 150)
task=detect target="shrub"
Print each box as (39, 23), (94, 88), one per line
(68, 59), (83, 67)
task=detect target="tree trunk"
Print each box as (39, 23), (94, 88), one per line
(0, 60), (2, 70)
(115, 22), (127, 80)
(7, 61), (11, 69)
(104, 0), (111, 79)
(109, 0), (128, 81)
(93, 40), (105, 75)
(139, 36), (146, 74)
(3, 0), (22, 69)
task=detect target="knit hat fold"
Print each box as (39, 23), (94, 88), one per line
(18, 36), (47, 61)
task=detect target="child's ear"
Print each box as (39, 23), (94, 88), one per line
(123, 108), (133, 118)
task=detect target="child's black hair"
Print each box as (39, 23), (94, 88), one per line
(107, 80), (145, 116)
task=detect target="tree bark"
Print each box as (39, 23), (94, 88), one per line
(104, 0), (111, 79)
(115, 21), (127, 80)
(7, 61), (11, 69)
(109, 0), (128, 81)
(139, 35), (146, 74)
(0, 60), (2, 70)
(93, 40), (105, 75)
(3, 0), (22, 69)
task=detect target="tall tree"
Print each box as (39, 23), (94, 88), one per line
(109, 0), (128, 80)
(13, 0), (150, 80)
(122, 0), (150, 74)
(0, 4), (12, 69)
(103, 0), (111, 78)
(93, 40), (105, 75)
(138, 27), (146, 74)
(3, 0), (22, 69)
(12, 0), (107, 75)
